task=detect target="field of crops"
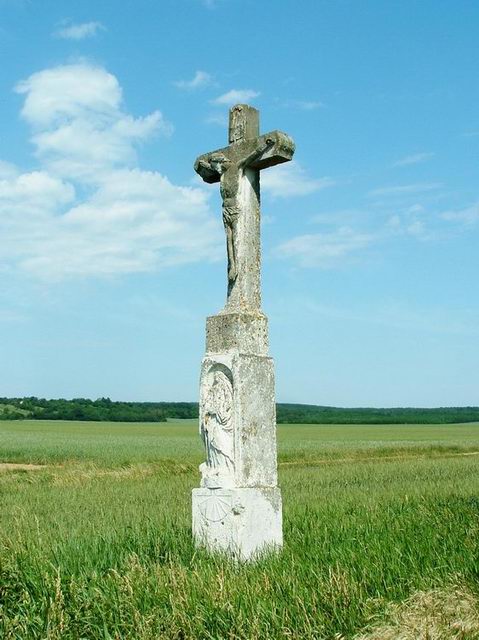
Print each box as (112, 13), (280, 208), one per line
(1, 420), (479, 639)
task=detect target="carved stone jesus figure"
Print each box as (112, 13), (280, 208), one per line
(200, 369), (234, 487)
(200, 137), (274, 285)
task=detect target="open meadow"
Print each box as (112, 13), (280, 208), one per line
(1, 419), (479, 639)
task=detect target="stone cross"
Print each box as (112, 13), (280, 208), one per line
(194, 104), (295, 312)
(192, 105), (295, 561)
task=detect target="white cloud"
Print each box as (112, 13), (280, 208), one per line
(0, 171), (74, 210)
(274, 191), (478, 271)
(16, 170), (220, 279)
(387, 214), (401, 229)
(274, 197), (443, 270)
(213, 89), (259, 105)
(0, 160), (19, 179)
(16, 64), (122, 128)
(404, 204), (425, 215)
(175, 70), (213, 90)
(441, 203), (479, 226)
(262, 162), (335, 198)
(0, 63), (221, 281)
(406, 220), (425, 236)
(383, 204), (428, 236)
(55, 21), (105, 40)
(15, 63), (172, 182)
(381, 204), (430, 239)
(296, 100), (324, 110)
(368, 183), (442, 197)
(393, 152), (434, 167)
(282, 99), (324, 111)
(274, 227), (375, 268)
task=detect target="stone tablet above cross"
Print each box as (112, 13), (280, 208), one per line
(194, 104), (295, 313)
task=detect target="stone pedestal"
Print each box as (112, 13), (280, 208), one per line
(192, 488), (282, 561)
(192, 312), (283, 560)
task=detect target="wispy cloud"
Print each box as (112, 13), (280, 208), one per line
(312, 209), (368, 226)
(393, 152), (434, 167)
(201, 0), (227, 8)
(212, 89), (259, 105)
(295, 298), (479, 338)
(441, 203), (479, 226)
(296, 100), (324, 110)
(174, 70), (213, 90)
(0, 307), (27, 323)
(0, 160), (18, 179)
(406, 220), (425, 236)
(205, 113), (228, 127)
(274, 188), (479, 271)
(274, 227), (375, 268)
(404, 204), (425, 214)
(368, 183), (442, 197)
(54, 21), (105, 40)
(262, 162), (335, 198)
(282, 99), (324, 111)
(0, 62), (221, 281)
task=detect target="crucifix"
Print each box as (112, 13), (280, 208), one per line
(192, 104), (295, 560)
(194, 104), (295, 312)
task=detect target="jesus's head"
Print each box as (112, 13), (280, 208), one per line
(210, 153), (231, 174)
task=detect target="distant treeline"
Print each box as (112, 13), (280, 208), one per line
(0, 397), (478, 424)
(275, 404), (479, 424)
(0, 397), (181, 423)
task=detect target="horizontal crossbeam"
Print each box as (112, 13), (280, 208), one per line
(194, 130), (295, 184)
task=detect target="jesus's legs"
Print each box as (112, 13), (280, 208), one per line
(223, 206), (239, 283)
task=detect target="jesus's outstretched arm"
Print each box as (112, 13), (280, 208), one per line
(238, 137), (275, 170)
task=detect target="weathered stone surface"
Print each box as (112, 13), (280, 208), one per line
(229, 103), (259, 144)
(206, 312), (268, 356)
(192, 104), (294, 560)
(199, 353), (277, 489)
(192, 487), (282, 561)
(194, 130), (295, 185)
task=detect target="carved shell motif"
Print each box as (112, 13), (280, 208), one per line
(199, 495), (231, 522)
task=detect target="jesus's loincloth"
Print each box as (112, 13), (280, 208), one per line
(222, 204), (240, 228)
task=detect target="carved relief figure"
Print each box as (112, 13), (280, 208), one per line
(200, 369), (234, 487)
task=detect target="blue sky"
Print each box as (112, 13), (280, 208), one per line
(0, 0), (477, 406)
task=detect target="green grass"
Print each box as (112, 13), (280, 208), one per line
(1, 420), (479, 639)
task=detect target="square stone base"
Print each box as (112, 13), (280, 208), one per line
(192, 487), (282, 561)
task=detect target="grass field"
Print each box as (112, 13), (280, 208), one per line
(1, 420), (479, 639)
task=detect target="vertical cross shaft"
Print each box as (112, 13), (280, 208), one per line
(226, 105), (262, 312)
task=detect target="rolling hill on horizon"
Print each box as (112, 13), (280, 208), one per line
(1, 397), (478, 425)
